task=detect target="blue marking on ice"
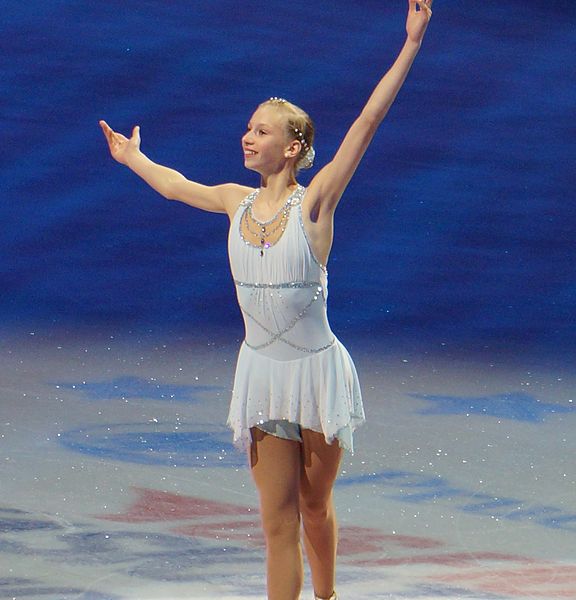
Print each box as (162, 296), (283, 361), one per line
(411, 391), (576, 422)
(55, 375), (217, 403)
(59, 422), (245, 468)
(337, 470), (576, 532)
(0, 578), (123, 600)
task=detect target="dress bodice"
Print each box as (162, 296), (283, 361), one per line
(228, 185), (334, 361)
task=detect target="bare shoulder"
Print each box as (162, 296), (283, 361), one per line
(216, 183), (255, 219)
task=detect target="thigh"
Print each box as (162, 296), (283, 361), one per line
(299, 429), (343, 505)
(250, 427), (302, 515)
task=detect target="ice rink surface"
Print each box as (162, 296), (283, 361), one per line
(2, 328), (575, 600)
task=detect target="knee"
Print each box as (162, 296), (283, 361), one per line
(261, 509), (301, 544)
(300, 495), (332, 526)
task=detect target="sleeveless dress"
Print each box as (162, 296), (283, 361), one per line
(226, 185), (364, 452)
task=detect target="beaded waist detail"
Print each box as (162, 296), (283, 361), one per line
(244, 337), (335, 355)
(233, 279), (333, 355)
(234, 279), (322, 290)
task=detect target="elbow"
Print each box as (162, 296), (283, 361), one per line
(162, 188), (177, 201)
(160, 176), (183, 201)
(360, 110), (378, 128)
(356, 111), (381, 136)
(360, 103), (392, 130)
(157, 189), (174, 201)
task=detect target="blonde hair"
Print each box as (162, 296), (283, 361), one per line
(260, 98), (315, 171)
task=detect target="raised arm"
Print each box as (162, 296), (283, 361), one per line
(99, 120), (247, 215)
(310, 0), (433, 214)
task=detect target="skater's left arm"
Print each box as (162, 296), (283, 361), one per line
(309, 0), (433, 215)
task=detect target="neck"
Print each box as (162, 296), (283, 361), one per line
(258, 171), (299, 206)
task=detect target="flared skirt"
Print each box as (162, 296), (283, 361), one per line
(227, 339), (365, 452)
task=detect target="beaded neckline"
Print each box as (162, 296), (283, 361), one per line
(239, 185), (305, 256)
(241, 184), (305, 210)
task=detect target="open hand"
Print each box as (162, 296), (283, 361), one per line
(407, 0), (433, 44)
(99, 120), (141, 165)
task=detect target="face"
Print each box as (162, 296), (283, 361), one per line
(241, 105), (295, 173)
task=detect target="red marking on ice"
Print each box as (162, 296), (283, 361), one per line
(176, 519), (263, 545)
(173, 523), (444, 555)
(95, 485), (576, 598)
(432, 565), (576, 598)
(337, 526), (442, 555)
(99, 487), (252, 522)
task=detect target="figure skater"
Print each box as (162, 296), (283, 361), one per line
(100, 2), (432, 598)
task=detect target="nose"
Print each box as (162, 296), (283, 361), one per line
(242, 130), (254, 146)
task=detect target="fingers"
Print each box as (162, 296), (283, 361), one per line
(412, 0), (432, 13)
(415, 0), (433, 17)
(99, 120), (140, 147)
(99, 119), (117, 144)
(99, 119), (110, 136)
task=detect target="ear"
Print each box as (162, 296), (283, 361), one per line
(284, 140), (301, 159)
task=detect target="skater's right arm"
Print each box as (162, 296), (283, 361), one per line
(99, 120), (247, 215)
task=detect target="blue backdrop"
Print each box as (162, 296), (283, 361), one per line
(2, 1), (575, 356)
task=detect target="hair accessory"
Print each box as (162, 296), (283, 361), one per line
(292, 127), (315, 170)
(269, 96), (287, 104)
(297, 146), (315, 170)
(292, 127), (308, 149)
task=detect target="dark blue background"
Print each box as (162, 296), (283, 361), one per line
(2, 1), (575, 356)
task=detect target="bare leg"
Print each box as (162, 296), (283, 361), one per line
(250, 427), (303, 600)
(299, 429), (343, 600)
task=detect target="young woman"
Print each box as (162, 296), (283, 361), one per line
(100, 2), (432, 598)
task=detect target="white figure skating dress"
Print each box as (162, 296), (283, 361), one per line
(227, 185), (364, 452)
